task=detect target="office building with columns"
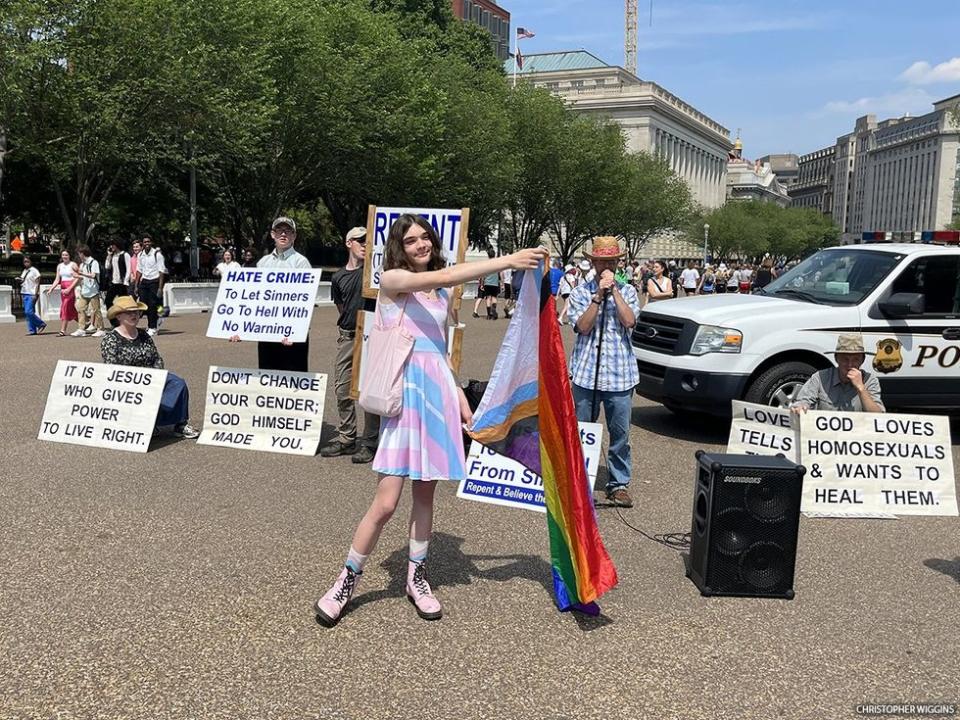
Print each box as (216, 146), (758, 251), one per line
(789, 145), (836, 216)
(782, 93), (959, 243)
(507, 51), (732, 210)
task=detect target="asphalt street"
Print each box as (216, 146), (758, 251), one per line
(1, 308), (958, 720)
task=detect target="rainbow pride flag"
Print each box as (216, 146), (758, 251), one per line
(468, 264), (617, 613)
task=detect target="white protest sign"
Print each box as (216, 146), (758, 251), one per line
(457, 423), (603, 512)
(363, 206), (469, 298)
(800, 411), (957, 517)
(206, 268), (321, 343)
(197, 366), (327, 456)
(727, 400), (800, 462)
(38, 360), (167, 453)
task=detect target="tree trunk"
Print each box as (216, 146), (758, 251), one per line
(0, 126), (6, 205)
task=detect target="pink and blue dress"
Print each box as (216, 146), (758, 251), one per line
(372, 289), (466, 482)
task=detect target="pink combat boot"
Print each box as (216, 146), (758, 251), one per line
(314, 566), (361, 627)
(406, 560), (442, 621)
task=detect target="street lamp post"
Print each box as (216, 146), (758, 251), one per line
(703, 223), (709, 266)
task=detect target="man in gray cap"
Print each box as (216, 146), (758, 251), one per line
(256, 216), (312, 372)
(791, 333), (885, 414)
(321, 226), (379, 463)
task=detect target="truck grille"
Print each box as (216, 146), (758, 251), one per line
(632, 312), (690, 355)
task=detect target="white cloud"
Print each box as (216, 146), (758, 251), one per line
(812, 87), (935, 118)
(899, 57), (960, 85)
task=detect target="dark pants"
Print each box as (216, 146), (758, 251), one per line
(139, 279), (161, 329)
(105, 283), (129, 326)
(156, 373), (189, 427)
(258, 337), (309, 372)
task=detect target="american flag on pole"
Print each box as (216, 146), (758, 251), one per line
(517, 27), (535, 39)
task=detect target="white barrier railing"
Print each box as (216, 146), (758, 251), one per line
(38, 284), (109, 323)
(462, 280), (479, 300)
(0, 286), (15, 324)
(164, 282), (219, 315)
(162, 281), (336, 315)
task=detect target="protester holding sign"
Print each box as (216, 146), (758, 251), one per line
(567, 236), (641, 508)
(321, 226), (379, 464)
(100, 296), (199, 439)
(252, 217), (312, 372)
(46, 250), (80, 337)
(314, 213), (547, 628)
(791, 334), (884, 414)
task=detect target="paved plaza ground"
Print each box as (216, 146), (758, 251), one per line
(1, 309), (958, 720)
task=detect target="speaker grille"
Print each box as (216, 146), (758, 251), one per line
(689, 453), (803, 599)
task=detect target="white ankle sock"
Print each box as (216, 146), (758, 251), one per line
(409, 538), (429, 564)
(345, 546), (368, 573)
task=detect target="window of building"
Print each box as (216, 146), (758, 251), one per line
(571, 80), (584, 89)
(595, 79), (606, 88)
(889, 256), (960, 317)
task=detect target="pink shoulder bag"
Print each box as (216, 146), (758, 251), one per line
(359, 294), (414, 417)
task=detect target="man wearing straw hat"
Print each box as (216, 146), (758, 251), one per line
(567, 235), (641, 508)
(790, 333), (885, 414)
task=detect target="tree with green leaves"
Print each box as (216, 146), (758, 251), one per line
(616, 152), (694, 260)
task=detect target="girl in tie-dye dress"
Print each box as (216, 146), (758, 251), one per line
(315, 214), (547, 627)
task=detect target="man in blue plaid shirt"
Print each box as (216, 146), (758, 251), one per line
(567, 236), (640, 508)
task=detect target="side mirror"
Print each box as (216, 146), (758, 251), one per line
(878, 292), (925, 318)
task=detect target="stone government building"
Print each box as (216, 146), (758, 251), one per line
(507, 50), (733, 259)
(787, 93), (960, 244)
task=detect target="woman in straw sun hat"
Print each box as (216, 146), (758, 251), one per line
(100, 296), (200, 439)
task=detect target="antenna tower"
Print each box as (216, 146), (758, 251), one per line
(624, 0), (637, 75)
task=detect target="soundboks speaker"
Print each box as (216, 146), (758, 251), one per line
(687, 451), (805, 599)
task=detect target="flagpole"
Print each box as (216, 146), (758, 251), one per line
(512, 31), (517, 88)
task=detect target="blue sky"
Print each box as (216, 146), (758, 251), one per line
(506, 0), (960, 158)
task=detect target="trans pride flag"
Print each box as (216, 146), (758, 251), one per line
(467, 264), (618, 613)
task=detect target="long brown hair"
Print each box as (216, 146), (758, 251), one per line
(383, 214), (445, 273)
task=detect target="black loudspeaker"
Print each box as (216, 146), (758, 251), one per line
(687, 451), (805, 599)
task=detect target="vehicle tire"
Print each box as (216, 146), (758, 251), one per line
(744, 361), (817, 408)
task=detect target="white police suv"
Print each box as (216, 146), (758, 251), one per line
(633, 240), (960, 416)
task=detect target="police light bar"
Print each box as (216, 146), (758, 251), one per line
(862, 230), (959, 245)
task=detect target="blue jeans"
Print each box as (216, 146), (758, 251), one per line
(156, 373), (189, 427)
(23, 294), (44, 333)
(572, 384), (633, 492)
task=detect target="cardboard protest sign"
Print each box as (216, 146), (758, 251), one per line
(362, 205), (469, 299)
(38, 360), (167, 453)
(800, 411), (957, 517)
(206, 268), (322, 343)
(727, 400), (800, 463)
(197, 366), (327, 455)
(456, 423), (603, 512)
(349, 311), (464, 400)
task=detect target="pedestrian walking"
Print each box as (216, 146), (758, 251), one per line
(680, 260), (700, 297)
(645, 260), (673, 302)
(135, 235), (166, 337)
(213, 249), (240, 279)
(320, 226), (380, 464)
(472, 248), (500, 319)
(128, 240), (142, 297)
(104, 240), (132, 323)
(556, 262), (582, 324)
(73, 245), (104, 337)
(567, 236), (640, 508)
(18, 256), (46, 336)
(45, 250), (80, 337)
(698, 264), (716, 295)
(313, 213), (546, 627)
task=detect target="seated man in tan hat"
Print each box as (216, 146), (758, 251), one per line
(790, 333), (885, 414)
(567, 235), (641, 508)
(100, 296), (199, 439)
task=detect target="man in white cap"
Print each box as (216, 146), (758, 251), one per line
(321, 226), (380, 463)
(791, 333), (884, 414)
(256, 216), (312, 371)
